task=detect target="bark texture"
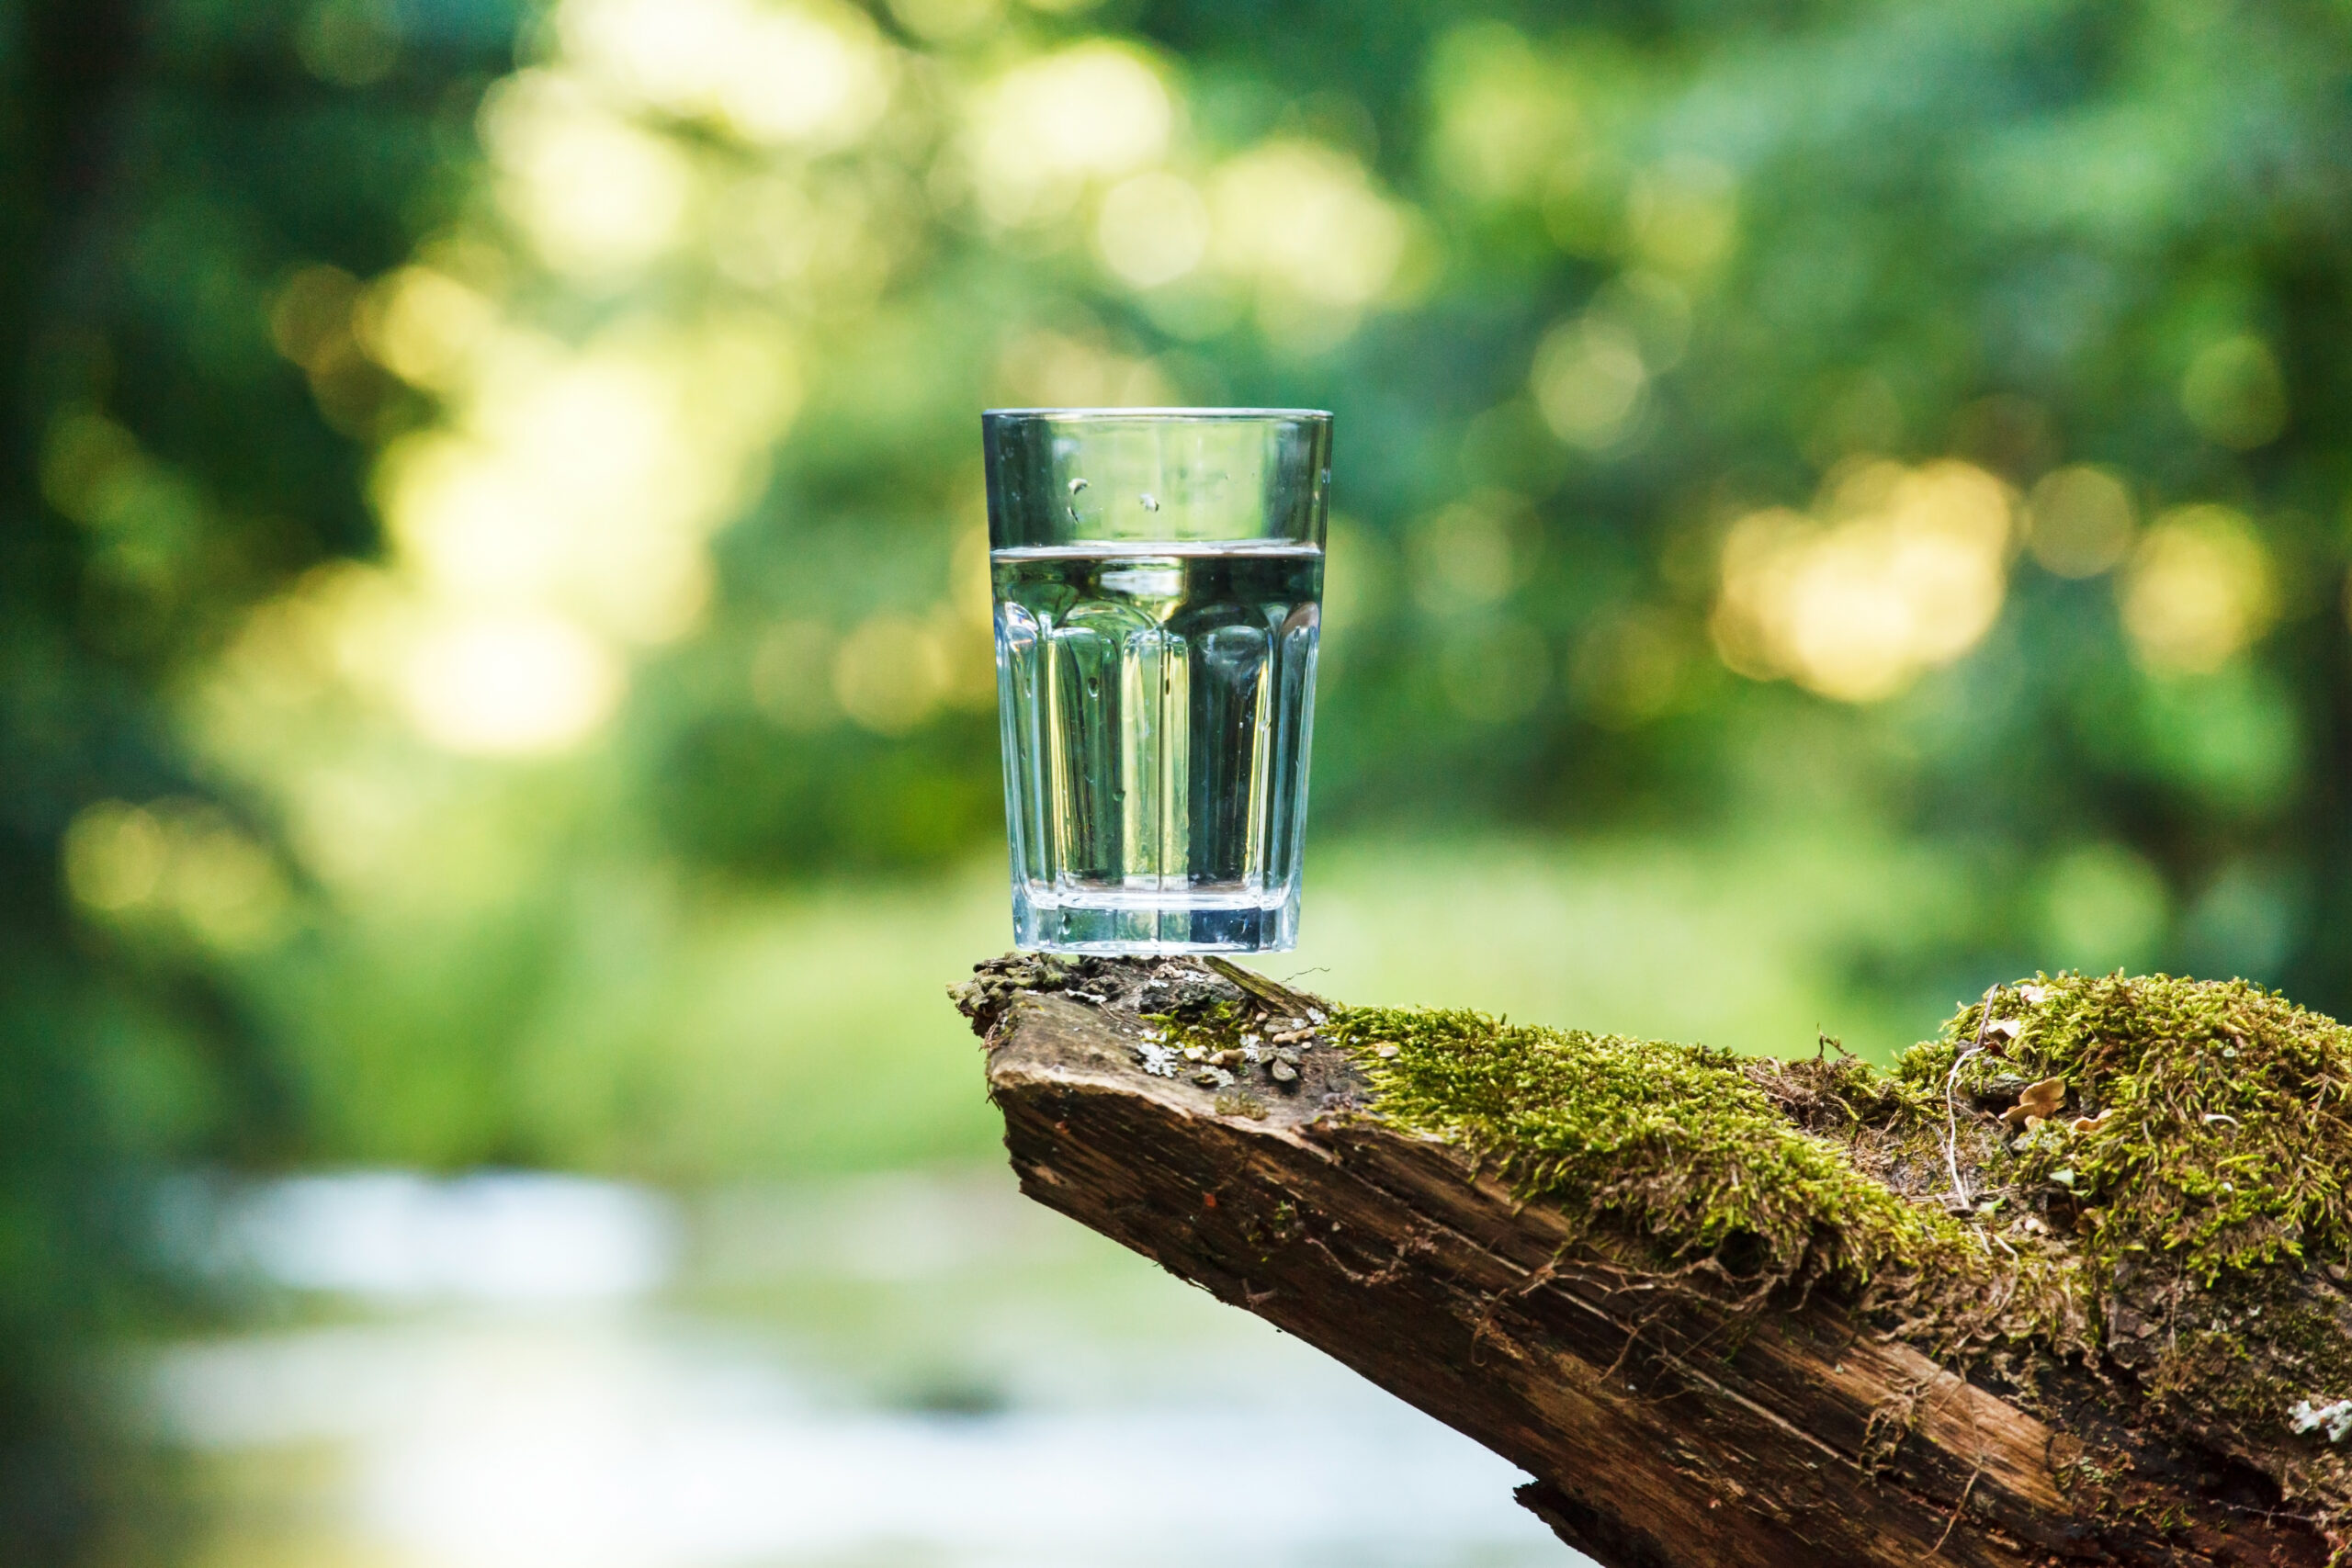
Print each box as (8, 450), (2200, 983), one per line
(953, 954), (2342, 1568)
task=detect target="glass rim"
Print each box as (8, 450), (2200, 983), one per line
(982, 406), (1331, 423)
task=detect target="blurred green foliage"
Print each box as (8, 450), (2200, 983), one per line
(9, 0), (2352, 1551)
(0, 0), (514, 1553)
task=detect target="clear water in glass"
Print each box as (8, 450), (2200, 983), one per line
(993, 540), (1320, 952)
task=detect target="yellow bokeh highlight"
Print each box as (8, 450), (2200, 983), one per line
(750, 621), (838, 729)
(40, 409), (208, 595)
(950, 525), (994, 632)
(1423, 22), (1585, 206)
(1570, 606), (1691, 729)
(63, 799), (292, 951)
(400, 611), (625, 755)
(267, 264), (362, 371)
(1712, 459), (2015, 703)
(356, 266), (496, 389)
(2039, 842), (2167, 974)
(195, 13), (1431, 793)
(994, 329), (1172, 408)
(1590, 271), (1691, 372)
(932, 601), (997, 709)
(2117, 504), (2275, 674)
(2025, 463), (2136, 578)
(971, 43), (1172, 224)
(218, 288), (803, 761)
(1409, 493), (1523, 611)
(481, 73), (695, 277)
(558, 0), (892, 148)
(376, 321), (797, 647)
(205, 566), (401, 744)
(268, 263), (390, 434)
(831, 612), (954, 735)
(886, 0), (1001, 43)
(63, 802), (169, 912)
(1530, 314), (1646, 448)
(1095, 171), (1210, 289)
(1628, 155), (1737, 274)
(1209, 141), (1407, 310)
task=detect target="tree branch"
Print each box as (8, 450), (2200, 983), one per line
(955, 954), (2344, 1568)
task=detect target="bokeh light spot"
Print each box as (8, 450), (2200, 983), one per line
(40, 410), (144, 526)
(972, 43), (1171, 224)
(2117, 504), (2274, 674)
(481, 73), (695, 278)
(1570, 607), (1691, 729)
(751, 621), (838, 729)
(1531, 315), (1646, 448)
(2025, 464), (2136, 578)
(63, 802), (169, 912)
(268, 265), (363, 371)
(1711, 459), (2014, 703)
(63, 801), (291, 951)
(401, 614), (624, 754)
(1627, 155), (1737, 274)
(832, 613), (951, 735)
(356, 267), (494, 389)
(2179, 334), (2287, 450)
(1207, 141), (1410, 345)
(1095, 172), (1210, 289)
(886, 0), (1001, 42)
(1409, 495), (1521, 611)
(1591, 271), (1691, 374)
(559, 0), (892, 148)
(1423, 23), (1585, 207)
(297, 0), (401, 87)
(994, 330), (1172, 408)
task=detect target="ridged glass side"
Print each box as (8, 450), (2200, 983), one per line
(992, 543), (1321, 953)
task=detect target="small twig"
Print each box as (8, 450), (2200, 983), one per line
(1943, 986), (2002, 1209)
(1927, 1405), (1990, 1557)
(1204, 955), (1321, 1019)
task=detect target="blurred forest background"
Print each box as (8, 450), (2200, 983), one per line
(6, 0), (2352, 1556)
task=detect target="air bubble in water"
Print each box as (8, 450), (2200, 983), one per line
(1139, 492), (1160, 513)
(1067, 478), (1088, 495)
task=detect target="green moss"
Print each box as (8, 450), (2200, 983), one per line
(1329, 975), (2352, 1545)
(1326, 1004), (2078, 1340)
(1905, 972), (2352, 1282)
(1335, 974), (2352, 1298)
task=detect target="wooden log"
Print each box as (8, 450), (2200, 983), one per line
(952, 954), (2352, 1568)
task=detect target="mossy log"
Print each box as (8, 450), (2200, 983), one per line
(952, 955), (2352, 1568)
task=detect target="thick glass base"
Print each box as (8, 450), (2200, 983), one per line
(1012, 884), (1299, 953)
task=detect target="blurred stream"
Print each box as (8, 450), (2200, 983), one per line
(135, 1168), (1583, 1567)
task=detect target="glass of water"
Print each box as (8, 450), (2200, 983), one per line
(984, 408), (1332, 953)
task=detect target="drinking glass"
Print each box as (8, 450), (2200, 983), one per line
(983, 408), (1332, 953)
